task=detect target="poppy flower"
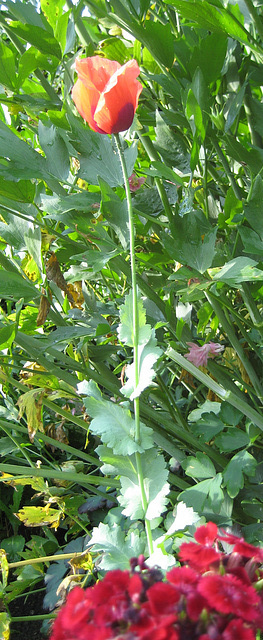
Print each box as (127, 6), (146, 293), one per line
(72, 56), (142, 134)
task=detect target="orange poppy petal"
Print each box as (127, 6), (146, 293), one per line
(75, 56), (121, 92)
(94, 59), (142, 134)
(72, 78), (104, 133)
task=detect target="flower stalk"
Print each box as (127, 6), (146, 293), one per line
(115, 133), (153, 556)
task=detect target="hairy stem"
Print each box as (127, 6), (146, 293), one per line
(115, 133), (154, 555)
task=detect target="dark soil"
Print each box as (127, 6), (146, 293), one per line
(9, 587), (47, 640)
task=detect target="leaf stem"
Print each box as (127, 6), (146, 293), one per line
(8, 551), (86, 569)
(114, 133), (153, 555)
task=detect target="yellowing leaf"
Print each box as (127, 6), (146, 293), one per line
(17, 388), (45, 442)
(15, 505), (61, 528)
(69, 551), (93, 572)
(0, 612), (10, 640)
(1, 474), (46, 492)
(0, 549), (9, 589)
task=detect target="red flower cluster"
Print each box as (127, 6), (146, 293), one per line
(50, 523), (263, 640)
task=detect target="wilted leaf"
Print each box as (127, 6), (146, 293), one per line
(36, 294), (51, 326)
(46, 253), (74, 303)
(17, 388), (45, 442)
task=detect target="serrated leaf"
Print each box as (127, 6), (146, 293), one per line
(182, 452), (216, 479)
(118, 291), (151, 347)
(88, 522), (145, 570)
(121, 331), (162, 400)
(97, 445), (169, 521)
(83, 383), (153, 455)
(223, 451), (257, 499)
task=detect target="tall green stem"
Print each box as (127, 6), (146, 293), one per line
(114, 134), (153, 555)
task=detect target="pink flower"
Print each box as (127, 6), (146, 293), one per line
(128, 173), (146, 191)
(185, 341), (224, 367)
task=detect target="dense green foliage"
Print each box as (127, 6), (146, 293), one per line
(0, 0), (263, 636)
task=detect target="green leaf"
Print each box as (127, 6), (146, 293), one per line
(223, 450), (257, 498)
(239, 227), (263, 257)
(118, 291), (152, 347)
(166, 0), (259, 55)
(0, 177), (35, 203)
(121, 331), (162, 400)
(24, 226), (42, 273)
(225, 82), (246, 132)
(224, 135), (263, 175)
(0, 324), (16, 350)
(0, 120), (47, 181)
(38, 122), (70, 181)
(18, 47), (58, 87)
(189, 33), (227, 85)
(96, 445), (169, 521)
(0, 212), (33, 251)
(155, 111), (191, 172)
(162, 212), (217, 273)
(5, 0), (48, 28)
(99, 178), (129, 249)
(41, 0), (65, 31)
(150, 161), (184, 186)
(179, 476), (223, 512)
(0, 42), (17, 91)
(212, 257), (263, 285)
(214, 428), (250, 453)
(0, 271), (39, 301)
(244, 175), (263, 239)
(142, 21), (174, 68)
(182, 452), (216, 479)
(88, 522), (145, 570)
(69, 112), (126, 187)
(188, 400), (222, 422)
(9, 21), (61, 58)
(192, 414), (225, 442)
(82, 382), (153, 455)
